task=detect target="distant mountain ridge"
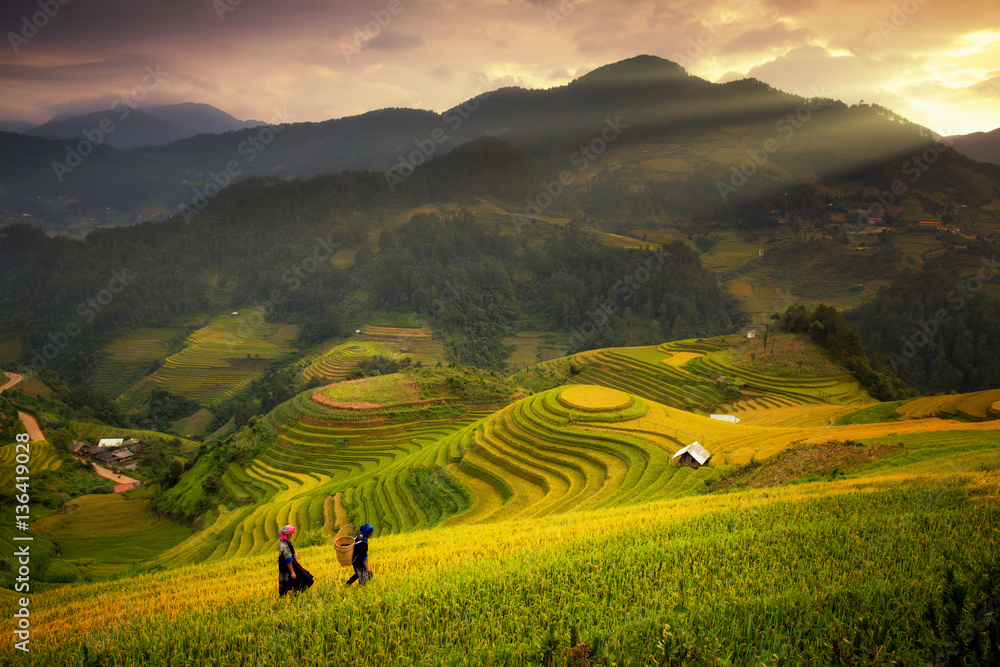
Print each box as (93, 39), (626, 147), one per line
(25, 103), (264, 149)
(0, 120), (33, 133)
(946, 127), (1000, 166)
(0, 55), (994, 231)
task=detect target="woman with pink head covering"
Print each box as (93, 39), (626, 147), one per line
(277, 524), (314, 597)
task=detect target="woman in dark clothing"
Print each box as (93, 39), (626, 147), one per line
(345, 524), (375, 586)
(277, 524), (314, 597)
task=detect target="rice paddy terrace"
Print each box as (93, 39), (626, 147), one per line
(146, 311), (300, 405)
(302, 325), (447, 381)
(157, 351), (1000, 572)
(536, 338), (870, 414)
(10, 334), (1000, 665)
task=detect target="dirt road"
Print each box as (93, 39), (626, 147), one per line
(92, 463), (141, 485)
(1, 372), (23, 393)
(17, 411), (45, 442)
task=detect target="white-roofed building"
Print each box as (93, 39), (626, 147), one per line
(97, 438), (125, 448)
(671, 441), (712, 469)
(710, 414), (740, 423)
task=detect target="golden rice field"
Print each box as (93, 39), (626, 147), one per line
(8, 337), (1000, 665)
(895, 389), (1000, 421)
(7, 469), (999, 666)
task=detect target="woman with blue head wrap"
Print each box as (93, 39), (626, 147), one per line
(346, 523), (375, 586)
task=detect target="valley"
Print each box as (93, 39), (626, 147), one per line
(2, 50), (999, 666)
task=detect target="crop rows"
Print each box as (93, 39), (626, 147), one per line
(146, 313), (297, 404)
(894, 388), (1000, 421)
(19, 475), (1000, 667)
(0, 440), (61, 489)
(302, 325), (446, 380)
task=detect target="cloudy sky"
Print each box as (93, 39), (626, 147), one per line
(1, 0), (997, 135)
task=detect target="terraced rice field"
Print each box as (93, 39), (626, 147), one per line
(17, 466), (1000, 666)
(32, 495), (192, 578)
(147, 311), (299, 404)
(302, 325), (447, 381)
(538, 338), (869, 414)
(894, 389), (1000, 421)
(0, 439), (61, 489)
(90, 328), (186, 396)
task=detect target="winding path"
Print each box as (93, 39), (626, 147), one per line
(1, 372), (46, 441)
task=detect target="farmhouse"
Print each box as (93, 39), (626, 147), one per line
(94, 449), (116, 465)
(70, 442), (87, 455)
(97, 438), (125, 448)
(672, 442), (712, 469)
(112, 448), (135, 463)
(79, 445), (103, 459)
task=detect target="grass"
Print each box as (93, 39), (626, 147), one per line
(315, 374), (422, 409)
(11, 475), (1000, 666)
(727, 333), (842, 377)
(30, 495), (192, 578)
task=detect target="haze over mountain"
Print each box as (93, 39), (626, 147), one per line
(0, 120), (33, 133)
(24, 103), (264, 150)
(946, 127), (1000, 166)
(1, 55), (987, 233)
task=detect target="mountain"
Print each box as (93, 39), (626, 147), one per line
(946, 127), (1000, 165)
(0, 120), (33, 133)
(25, 103), (263, 149)
(4, 55), (986, 232)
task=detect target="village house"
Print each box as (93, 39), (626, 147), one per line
(112, 448), (135, 463)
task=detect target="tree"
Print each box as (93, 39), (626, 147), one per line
(163, 460), (183, 488)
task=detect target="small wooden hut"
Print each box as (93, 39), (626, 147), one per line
(671, 441), (711, 469)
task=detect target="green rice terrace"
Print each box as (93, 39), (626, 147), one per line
(7, 336), (1000, 665)
(145, 311), (300, 405)
(302, 325), (447, 381)
(524, 335), (869, 414)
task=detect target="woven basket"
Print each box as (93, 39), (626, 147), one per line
(334, 536), (355, 567)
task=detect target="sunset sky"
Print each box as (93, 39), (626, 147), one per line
(1, 0), (997, 136)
